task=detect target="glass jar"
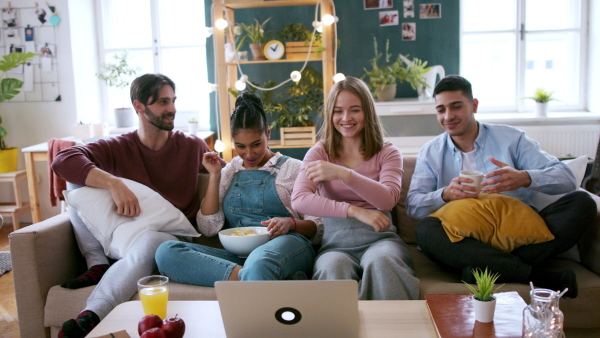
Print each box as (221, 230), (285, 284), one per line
(522, 288), (565, 338)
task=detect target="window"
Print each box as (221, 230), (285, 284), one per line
(96, 0), (210, 129)
(460, 0), (587, 113)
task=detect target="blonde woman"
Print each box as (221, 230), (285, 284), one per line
(292, 76), (419, 300)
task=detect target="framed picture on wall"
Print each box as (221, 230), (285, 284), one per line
(379, 10), (399, 26)
(404, 0), (415, 18)
(420, 3), (442, 19)
(364, 0), (393, 10)
(402, 22), (416, 41)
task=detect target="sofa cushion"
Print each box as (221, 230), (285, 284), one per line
(395, 155), (420, 244)
(430, 194), (554, 252)
(529, 155), (588, 211)
(63, 178), (200, 259)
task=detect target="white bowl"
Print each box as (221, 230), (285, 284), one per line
(219, 226), (270, 258)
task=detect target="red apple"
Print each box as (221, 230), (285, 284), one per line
(162, 314), (186, 338)
(140, 327), (167, 338)
(138, 314), (163, 336)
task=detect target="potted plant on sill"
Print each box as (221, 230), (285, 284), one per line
(96, 51), (140, 128)
(235, 18), (272, 61)
(462, 267), (504, 323)
(187, 117), (199, 135)
(527, 88), (555, 118)
(362, 37), (430, 101)
(279, 23), (323, 60)
(0, 51), (38, 173)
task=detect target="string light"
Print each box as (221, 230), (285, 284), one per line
(204, 27), (214, 38)
(214, 139), (226, 153)
(290, 71), (302, 83)
(215, 18), (228, 30)
(204, 83), (218, 93)
(333, 73), (346, 83)
(322, 14), (337, 26)
(235, 75), (248, 91)
(312, 20), (323, 33)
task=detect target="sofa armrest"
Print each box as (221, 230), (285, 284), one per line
(579, 192), (600, 276)
(9, 213), (86, 338)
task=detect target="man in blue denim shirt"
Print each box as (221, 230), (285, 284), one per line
(406, 75), (596, 298)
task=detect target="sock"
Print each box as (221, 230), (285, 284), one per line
(58, 310), (100, 338)
(61, 264), (109, 289)
(529, 267), (578, 298)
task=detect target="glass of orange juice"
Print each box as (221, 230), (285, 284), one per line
(137, 275), (169, 319)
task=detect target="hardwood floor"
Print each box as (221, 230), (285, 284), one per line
(0, 224), (20, 338)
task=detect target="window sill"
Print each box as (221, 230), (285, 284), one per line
(477, 111), (600, 126)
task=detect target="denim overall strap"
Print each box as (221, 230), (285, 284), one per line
(223, 156), (292, 228)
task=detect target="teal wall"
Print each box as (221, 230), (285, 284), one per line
(205, 0), (459, 159)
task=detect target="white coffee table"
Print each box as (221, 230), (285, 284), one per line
(87, 300), (437, 337)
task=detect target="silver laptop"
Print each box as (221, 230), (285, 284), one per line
(215, 280), (359, 338)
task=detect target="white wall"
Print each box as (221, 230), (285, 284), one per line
(0, 0), (100, 223)
(588, 0), (600, 113)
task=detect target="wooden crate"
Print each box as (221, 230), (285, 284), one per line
(280, 126), (316, 146)
(285, 41), (321, 60)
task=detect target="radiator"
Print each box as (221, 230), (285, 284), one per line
(517, 125), (600, 158)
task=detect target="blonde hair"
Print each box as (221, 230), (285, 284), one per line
(318, 76), (384, 160)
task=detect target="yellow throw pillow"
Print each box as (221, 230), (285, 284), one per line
(429, 194), (554, 252)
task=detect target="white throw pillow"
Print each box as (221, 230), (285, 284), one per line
(529, 155), (588, 211)
(63, 178), (199, 259)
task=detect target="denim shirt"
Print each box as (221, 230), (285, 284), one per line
(406, 122), (577, 220)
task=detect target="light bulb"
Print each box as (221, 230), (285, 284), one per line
(204, 27), (214, 38)
(317, 25), (323, 33)
(312, 20), (322, 29)
(290, 71), (302, 83)
(333, 73), (346, 83)
(322, 14), (336, 26)
(204, 83), (218, 93)
(215, 18), (228, 30)
(235, 80), (246, 91)
(214, 140), (226, 153)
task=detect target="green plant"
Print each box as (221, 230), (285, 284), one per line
(228, 67), (323, 129)
(235, 18), (272, 50)
(188, 117), (198, 123)
(462, 267), (504, 301)
(0, 52), (38, 150)
(96, 51), (140, 102)
(279, 23), (312, 42)
(362, 37), (430, 97)
(527, 88), (555, 103)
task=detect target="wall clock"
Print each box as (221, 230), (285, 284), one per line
(264, 40), (285, 60)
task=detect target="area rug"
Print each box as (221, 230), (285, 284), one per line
(0, 251), (12, 276)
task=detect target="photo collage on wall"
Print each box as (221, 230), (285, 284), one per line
(364, 1), (442, 41)
(0, 3), (61, 102)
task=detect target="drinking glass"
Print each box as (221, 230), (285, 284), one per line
(137, 275), (169, 319)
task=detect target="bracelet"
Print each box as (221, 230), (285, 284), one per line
(289, 217), (297, 231)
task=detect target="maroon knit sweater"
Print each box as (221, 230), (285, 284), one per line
(52, 130), (218, 222)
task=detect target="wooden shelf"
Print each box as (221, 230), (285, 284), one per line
(268, 140), (315, 149)
(226, 56), (322, 65)
(224, 1), (320, 9)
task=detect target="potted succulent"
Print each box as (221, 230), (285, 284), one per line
(187, 117), (199, 134)
(0, 51), (38, 173)
(96, 51), (140, 128)
(527, 88), (555, 118)
(235, 18), (272, 61)
(362, 37), (430, 101)
(462, 267), (504, 323)
(279, 23), (323, 60)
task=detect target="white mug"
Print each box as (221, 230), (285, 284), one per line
(459, 170), (484, 194)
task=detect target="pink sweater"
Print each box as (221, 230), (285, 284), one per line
(52, 131), (216, 221)
(291, 141), (403, 218)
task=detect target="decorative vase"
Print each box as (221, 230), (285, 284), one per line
(523, 288), (564, 338)
(473, 296), (496, 323)
(534, 102), (548, 117)
(0, 147), (19, 173)
(376, 84), (397, 101)
(114, 108), (136, 128)
(249, 43), (265, 60)
(188, 122), (199, 135)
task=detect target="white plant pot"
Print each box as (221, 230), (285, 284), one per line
(188, 122), (199, 134)
(534, 102), (549, 117)
(473, 296), (496, 323)
(376, 84), (397, 101)
(114, 108), (136, 128)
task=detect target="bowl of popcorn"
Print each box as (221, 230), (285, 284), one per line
(219, 226), (270, 258)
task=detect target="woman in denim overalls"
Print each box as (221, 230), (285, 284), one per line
(156, 92), (321, 285)
(292, 77), (419, 300)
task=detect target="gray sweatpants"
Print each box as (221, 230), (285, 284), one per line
(67, 183), (178, 320)
(313, 211), (420, 300)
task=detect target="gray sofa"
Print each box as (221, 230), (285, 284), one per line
(10, 155), (600, 337)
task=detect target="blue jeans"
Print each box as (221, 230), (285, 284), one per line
(156, 232), (315, 286)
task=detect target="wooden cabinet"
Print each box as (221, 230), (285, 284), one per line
(212, 0), (335, 161)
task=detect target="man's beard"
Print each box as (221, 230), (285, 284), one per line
(144, 106), (175, 131)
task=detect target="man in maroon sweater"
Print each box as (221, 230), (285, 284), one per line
(52, 73), (223, 337)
